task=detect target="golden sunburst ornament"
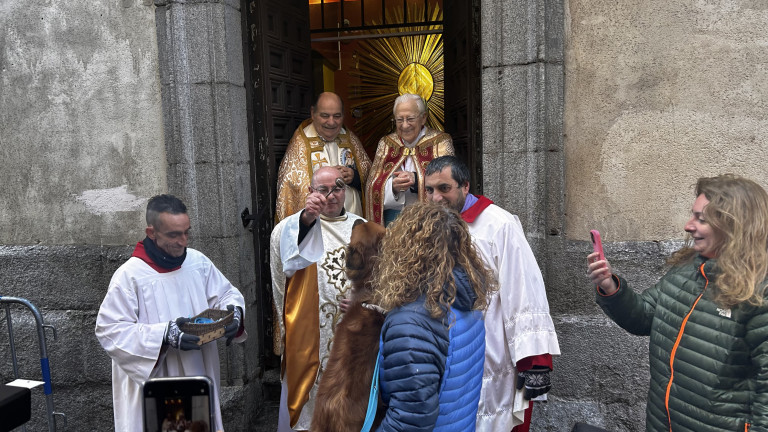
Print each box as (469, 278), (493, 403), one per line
(350, 4), (444, 152)
(398, 63), (434, 100)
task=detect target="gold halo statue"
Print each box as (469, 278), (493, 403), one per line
(398, 63), (434, 102)
(349, 4), (444, 152)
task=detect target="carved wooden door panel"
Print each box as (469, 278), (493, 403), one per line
(242, 0), (313, 366)
(443, 0), (482, 193)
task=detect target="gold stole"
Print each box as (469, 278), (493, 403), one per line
(282, 264), (321, 427)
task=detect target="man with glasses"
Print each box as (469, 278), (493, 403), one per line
(364, 93), (454, 226)
(425, 156), (561, 432)
(270, 166), (365, 432)
(275, 92), (371, 223)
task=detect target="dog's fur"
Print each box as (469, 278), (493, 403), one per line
(311, 220), (387, 432)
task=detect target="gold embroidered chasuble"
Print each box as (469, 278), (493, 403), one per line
(270, 210), (364, 430)
(364, 127), (454, 224)
(275, 118), (371, 223)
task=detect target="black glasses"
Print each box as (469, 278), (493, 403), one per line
(311, 185), (345, 196)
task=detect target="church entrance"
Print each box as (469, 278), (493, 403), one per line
(241, 0), (481, 368)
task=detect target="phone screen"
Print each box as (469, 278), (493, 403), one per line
(143, 376), (213, 432)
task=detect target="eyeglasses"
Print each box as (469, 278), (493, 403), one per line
(425, 184), (458, 194)
(311, 185), (345, 195)
(394, 116), (422, 125)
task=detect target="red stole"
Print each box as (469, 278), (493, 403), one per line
(461, 195), (494, 223)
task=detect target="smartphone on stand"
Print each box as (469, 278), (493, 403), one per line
(590, 230), (605, 262)
(143, 376), (214, 432)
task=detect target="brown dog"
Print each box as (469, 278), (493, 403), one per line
(311, 220), (387, 432)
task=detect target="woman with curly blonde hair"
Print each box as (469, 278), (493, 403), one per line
(667, 174), (768, 307)
(371, 201), (495, 432)
(587, 174), (768, 431)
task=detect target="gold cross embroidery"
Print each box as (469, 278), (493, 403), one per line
(312, 153), (329, 171)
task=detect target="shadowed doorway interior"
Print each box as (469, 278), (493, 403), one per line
(241, 0), (480, 372)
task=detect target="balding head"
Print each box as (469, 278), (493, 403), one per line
(312, 166), (342, 186)
(311, 92), (344, 142)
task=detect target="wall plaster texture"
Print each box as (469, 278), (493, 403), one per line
(480, 0), (768, 430)
(0, 0), (261, 429)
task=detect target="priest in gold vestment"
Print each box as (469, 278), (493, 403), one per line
(364, 93), (453, 225)
(275, 92), (371, 223)
(271, 167), (365, 431)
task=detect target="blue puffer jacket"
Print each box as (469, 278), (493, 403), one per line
(376, 267), (486, 432)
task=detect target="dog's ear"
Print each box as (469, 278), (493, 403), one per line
(353, 219), (365, 228)
(370, 222), (386, 245)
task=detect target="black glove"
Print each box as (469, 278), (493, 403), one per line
(515, 365), (551, 400)
(164, 318), (201, 351)
(224, 305), (242, 346)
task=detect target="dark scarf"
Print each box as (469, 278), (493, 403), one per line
(140, 236), (186, 270)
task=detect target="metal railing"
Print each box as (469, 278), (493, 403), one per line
(1, 296), (66, 431)
(310, 0), (442, 35)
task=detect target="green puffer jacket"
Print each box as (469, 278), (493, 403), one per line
(596, 255), (768, 432)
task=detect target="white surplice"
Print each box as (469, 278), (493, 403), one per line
(469, 203), (561, 432)
(95, 248), (247, 432)
(270, 210), (363, 431)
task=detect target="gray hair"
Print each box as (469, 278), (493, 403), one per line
(393, 94), (426, 116)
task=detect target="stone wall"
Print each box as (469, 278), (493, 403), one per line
(565, 0), (768, 240)
(0, 0), (165, 429)
(482, 0), (768, 430)
(3, 0), (767, 430)
(0, 0), (260, 430)
(154, 0), (262, 429)
(0, 1), (163, 245)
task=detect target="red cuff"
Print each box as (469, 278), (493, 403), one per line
(596, 274), (621, 297)
(516, 354), (553, 371)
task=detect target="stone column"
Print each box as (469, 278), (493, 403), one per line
(154, 0), (261, 428)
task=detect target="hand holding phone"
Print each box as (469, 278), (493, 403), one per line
(588, 230), (617, 294)
(590, 230), (605, 262)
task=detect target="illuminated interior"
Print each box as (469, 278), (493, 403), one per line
(308, 0), (444, 153)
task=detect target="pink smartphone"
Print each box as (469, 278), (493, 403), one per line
(590, 230), (605, 261)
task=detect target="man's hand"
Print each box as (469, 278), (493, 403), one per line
(391, 170), (415, 194)
(224, 305), (242, 346)
(334, 165), (354, 184)
(164, 318), (201, 350)
(301, 189), (327, 225)
(515, 366), (551, 399)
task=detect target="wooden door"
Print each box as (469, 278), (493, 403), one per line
(242, 0), (313, 366)
(443, 0), (482, 193)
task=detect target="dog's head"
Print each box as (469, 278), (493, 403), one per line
(346, 220), (386, 301)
